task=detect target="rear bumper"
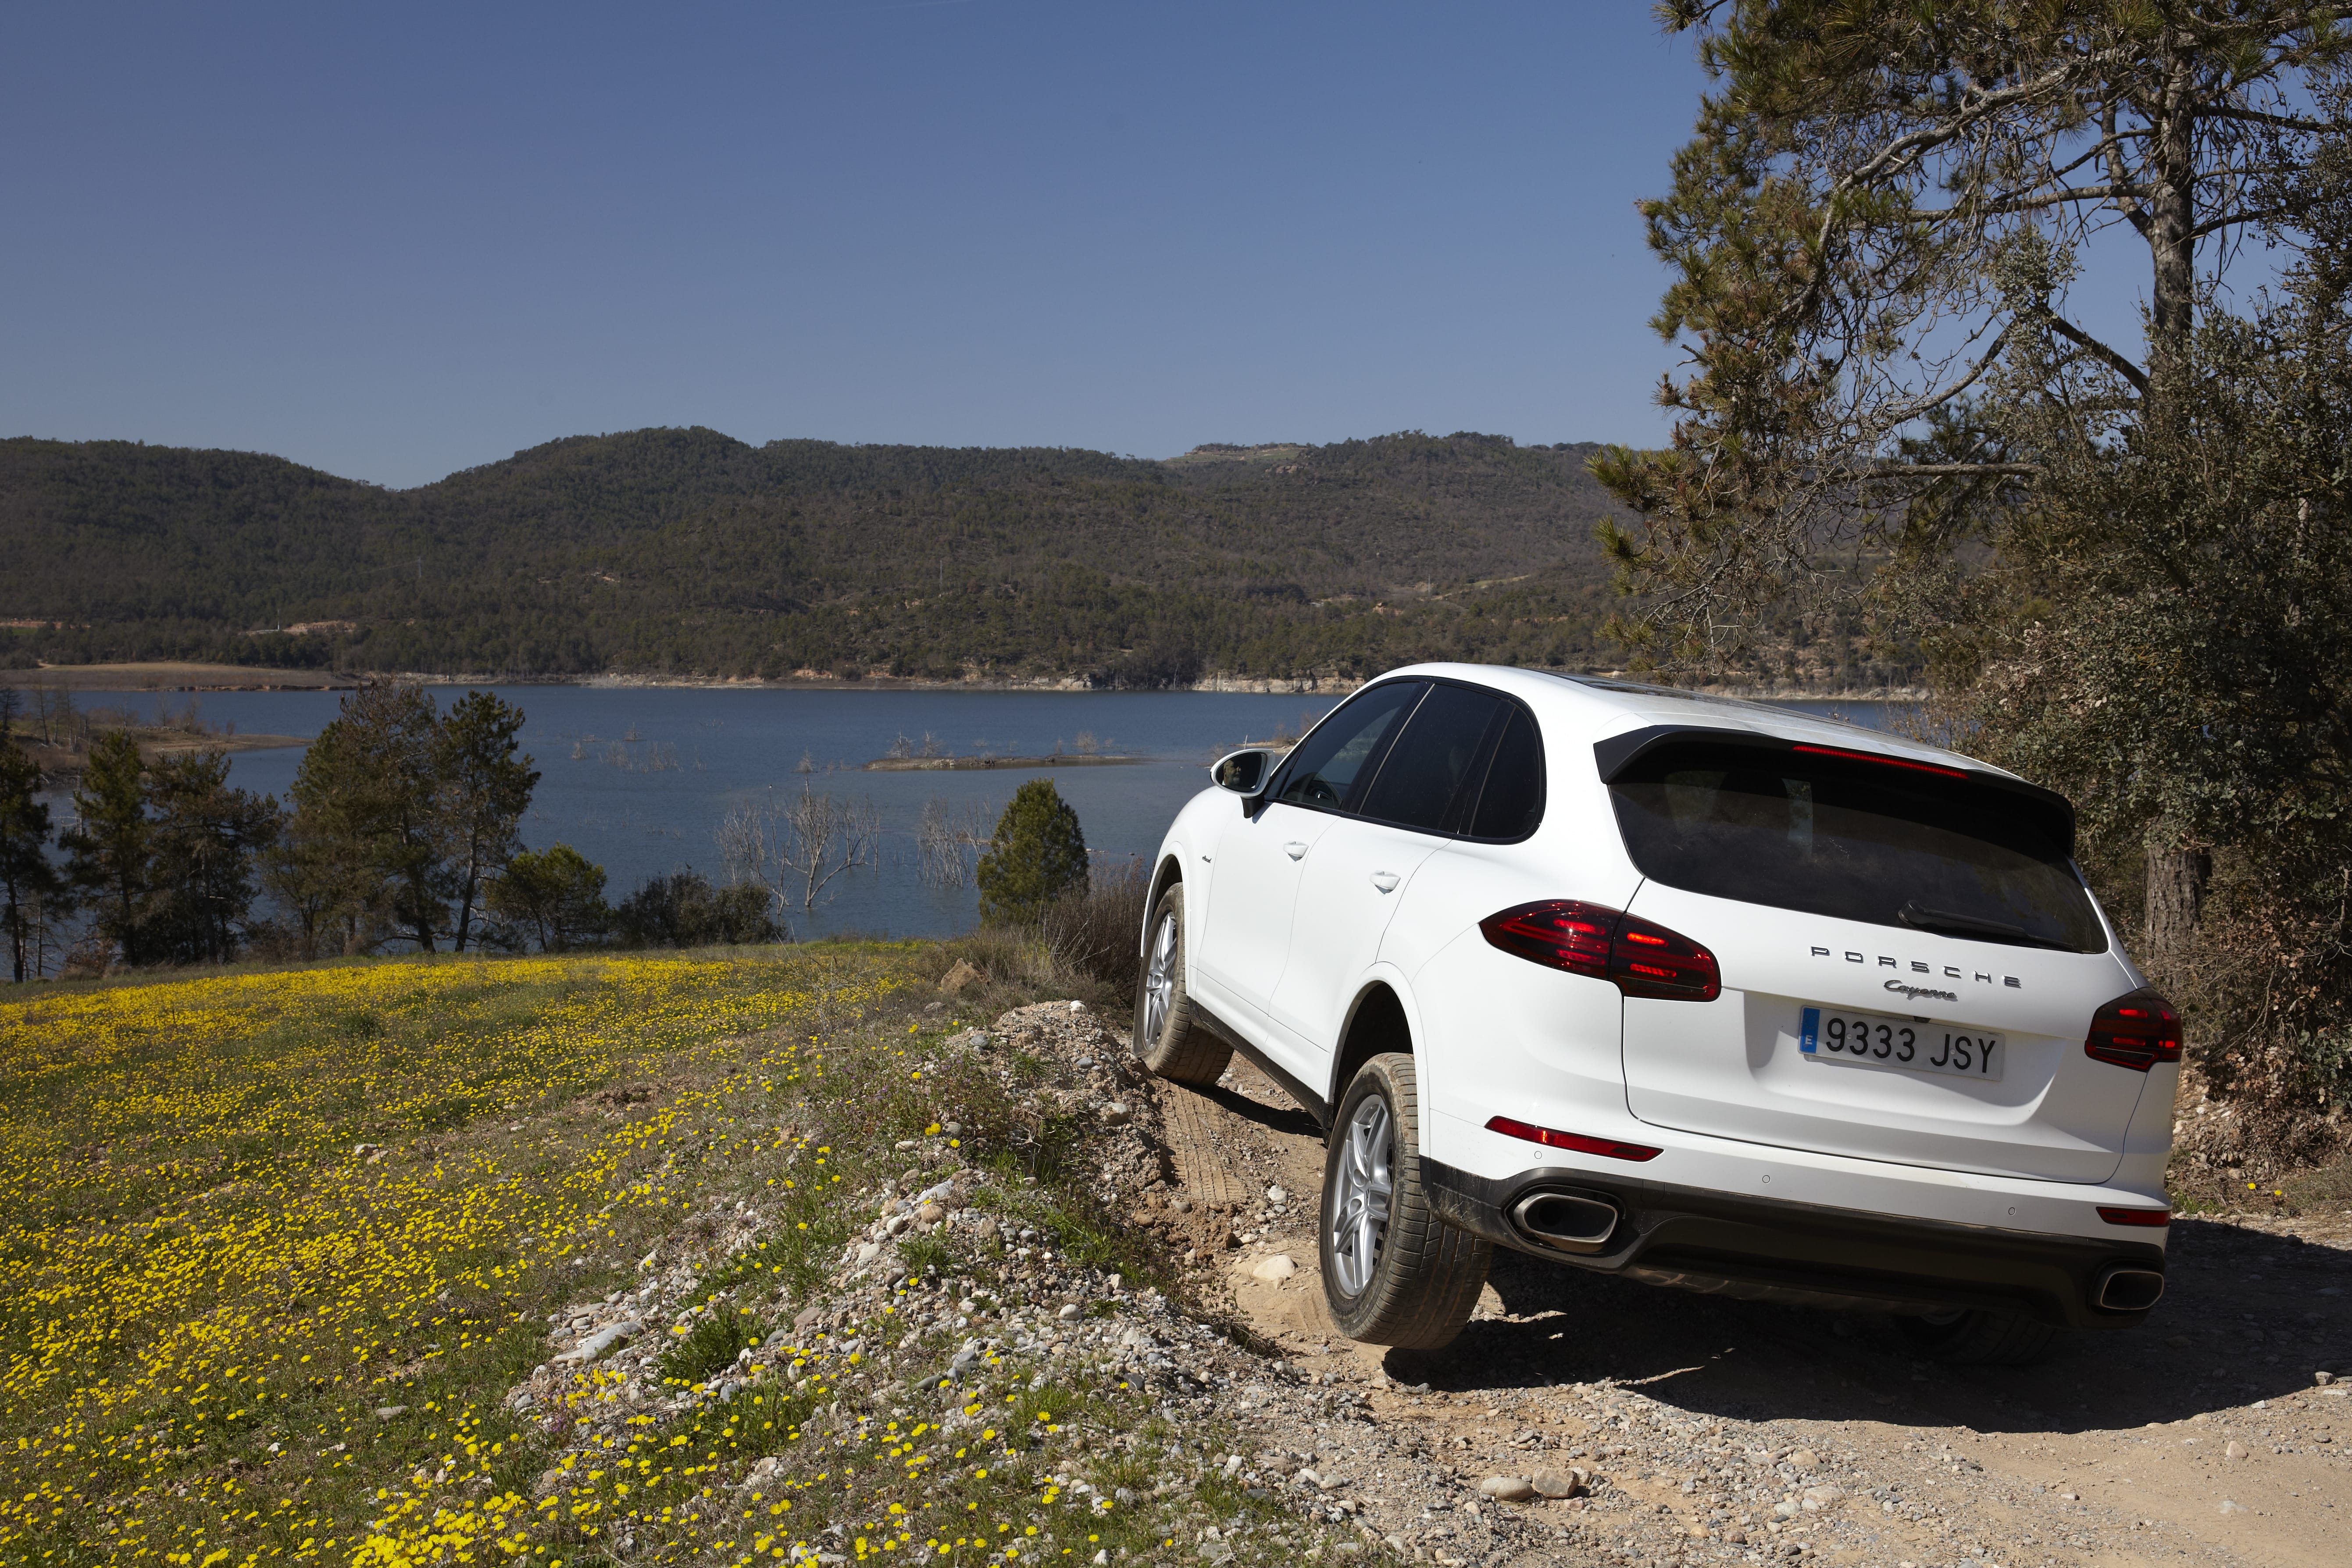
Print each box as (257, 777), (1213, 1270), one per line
(1422, 1158), (2165, 1329)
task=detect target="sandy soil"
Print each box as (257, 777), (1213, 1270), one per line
(1148, 1054), (2352, 1568)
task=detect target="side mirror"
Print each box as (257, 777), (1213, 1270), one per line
(1210, 747), (1278, 799)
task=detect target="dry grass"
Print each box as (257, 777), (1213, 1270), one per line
(1039, 857), (1150, 1000)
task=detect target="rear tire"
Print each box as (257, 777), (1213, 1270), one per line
(1319, 1052), (1492, 1349)
(1895, 1308), (2060, 1366)
(1132, 885), (1231, 1087)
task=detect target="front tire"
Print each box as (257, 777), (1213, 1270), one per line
(1895, 1308), (2059, 1366)
(1132, 885), (1231, 1087)
(1319, 1052), (1491, 1349)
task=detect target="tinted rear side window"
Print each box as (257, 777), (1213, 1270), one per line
(1468, 708), (1544, 839)
(1608, 741), (2103, 952)
(1360, 684), (1505, 831)
(1276, 682), (1423, 811)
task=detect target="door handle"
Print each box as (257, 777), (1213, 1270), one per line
(1285, 841), (1309, 860)
(1370, 870), (1400, 893)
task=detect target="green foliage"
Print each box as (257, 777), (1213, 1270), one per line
(612, 869), (780, 948)
(0, 429), (1627, 683)
(1599, 2), (2352, 1147)
(61, 732), (157, 964)
(486, 844), (612, 953)
(975, 780), (1088, 927)
(0, 734), (68, 983)
(141, 749), (281, 966)
(436, 690), (538, 953)
(53, 732), (279, 968)
(657, 1305), (764, 1387)
(269, 683), (551, 959)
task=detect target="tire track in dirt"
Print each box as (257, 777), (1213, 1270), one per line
(1142, 1052), (2352, 1568)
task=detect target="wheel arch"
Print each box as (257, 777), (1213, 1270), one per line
(1143, 852), (1185, 956)
(1328, 975), (1420, 1118)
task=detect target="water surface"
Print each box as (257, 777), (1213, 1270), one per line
(64, 687), (1902, 940)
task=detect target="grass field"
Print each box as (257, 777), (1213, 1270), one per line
(0, 944), (1306, 1568)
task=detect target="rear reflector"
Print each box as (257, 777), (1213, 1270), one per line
(2096, 1206), (2172, 1227)
(1486, 1115), (1662, 1162)
(1478, 899), (1721, 1001)
(2085, 988), (2183, 1072)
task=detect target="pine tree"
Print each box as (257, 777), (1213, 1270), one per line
(975, 780), (1089, 927)
(0, 735), (68, 983)
(486, 844), (612, 952)
(1595, 1), (2352, 969)
(143, 750), (280, 966)
(436, 691), (538, 952)
(61, 732), (153, 966)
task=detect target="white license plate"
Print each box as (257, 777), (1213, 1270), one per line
(1799, 1006), (2002, 1082)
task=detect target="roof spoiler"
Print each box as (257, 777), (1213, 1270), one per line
(1592, 724), (2077, 859)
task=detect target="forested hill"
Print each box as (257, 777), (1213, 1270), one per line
(1, 427), (1651, 684)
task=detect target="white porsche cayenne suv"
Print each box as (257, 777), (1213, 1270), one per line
(1133, 664), (2179, 1364)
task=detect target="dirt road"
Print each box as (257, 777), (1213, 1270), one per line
(1150, 1053), (2352, 1568)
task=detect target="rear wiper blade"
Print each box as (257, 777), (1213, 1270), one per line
(1898, 901), (2074, 951)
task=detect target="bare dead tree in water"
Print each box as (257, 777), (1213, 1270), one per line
(719, 784), (882, 912)
(915, 796), (994, 888)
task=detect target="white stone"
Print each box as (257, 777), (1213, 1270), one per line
(1250, 1254), (1298, 1283)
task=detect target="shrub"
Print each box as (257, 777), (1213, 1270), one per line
(974, 780), (1088, 927)
(614, 868), (784, 948)
(1039, 857), (1149, 996)
(658, 1305), (764, 1386)
(484, 843), (611, 952)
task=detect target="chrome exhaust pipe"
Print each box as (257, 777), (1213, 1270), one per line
(1510, 1190), (1620, 1254)
(2095, 1266), (2165, 1312)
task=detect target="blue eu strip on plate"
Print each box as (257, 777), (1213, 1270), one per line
(1799, 1006), (1820, 1055)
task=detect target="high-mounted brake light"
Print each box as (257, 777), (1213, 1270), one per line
(1790, 742), (1969, 780)
(2084, 988), (2183, 1072)
(2096, 1206), (2172, 1227)
(1485, 1115), (1661, 1162)
(1478, 899), (1721, 1001)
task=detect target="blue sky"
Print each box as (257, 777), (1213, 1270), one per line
(7, 4), (1711, 487)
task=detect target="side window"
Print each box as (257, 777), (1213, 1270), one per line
(1467, 706), (1545, 839)
(1274, 682), (1424, 811)
(1358, 683), (1506, 832)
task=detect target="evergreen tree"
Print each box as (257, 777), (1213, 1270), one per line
(0, 735), (68, 983)
(144, 750), (281, 966)
(61, 732), (153, 966)
(284, 683), (448, 951)
(486, 844), (612, 952)
(975, 780), (1089, 927)
(613, 869), (781, 948)
(1594, 1), (2352, 967)
(436, 691), (538, 952)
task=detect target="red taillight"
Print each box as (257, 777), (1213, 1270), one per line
(1486, 1115), (1662, 1162)
(2084, 988), (2182, 1072)
(2097, 1206), (2172, 1227)
(1478, 899), (1721, 1001)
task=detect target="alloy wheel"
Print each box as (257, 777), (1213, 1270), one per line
(1142, 910), (1178, 1046)
(1328, 1093), (1395, 1297)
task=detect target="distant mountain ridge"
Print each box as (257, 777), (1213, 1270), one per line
(0, 427), (1629, 684)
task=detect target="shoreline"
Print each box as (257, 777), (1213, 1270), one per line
(4, 661), (1929, 702)
(864, 753), (1148, 771)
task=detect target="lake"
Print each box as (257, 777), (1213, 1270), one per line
(60, 685), (1900, 940)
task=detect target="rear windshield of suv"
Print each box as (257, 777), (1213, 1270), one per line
(1608, 740), (2105, 952)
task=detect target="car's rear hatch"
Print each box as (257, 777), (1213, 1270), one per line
(1605, 731), (2148, 1183)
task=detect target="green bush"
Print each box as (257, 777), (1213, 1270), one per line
(657, 1306), (764, 1386)
(975, 780), (1088, 927)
